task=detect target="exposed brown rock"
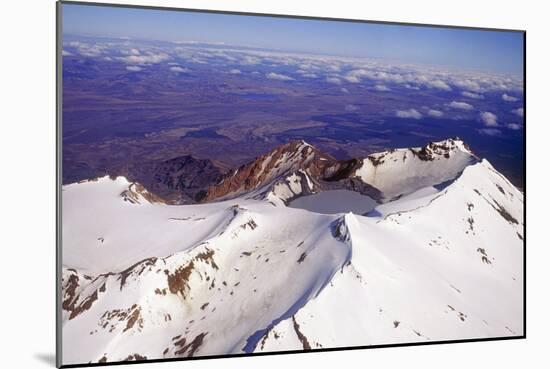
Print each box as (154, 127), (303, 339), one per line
(119, 257), (158, 290)
(62, 273), (80, 312)
(174, 332), (208, 357)
(120, 182), (165, 204)
(167, 261), (195, 298)
(124, 306), (143, 332)
(69, 290), (99, 320)
(195, 249), (219, 270)
(292, 316), (311, 350)
(124, 353), (147, 361)
(204, 140), (336, 201)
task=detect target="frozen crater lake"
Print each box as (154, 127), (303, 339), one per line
(288, 189), (377, 215)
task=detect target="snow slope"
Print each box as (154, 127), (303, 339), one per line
(256, 160), (523, 351)
(354, 138), (478, 200)
(61, 144), (523, 365)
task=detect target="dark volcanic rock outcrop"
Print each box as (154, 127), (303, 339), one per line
(130, 156), (223, 204)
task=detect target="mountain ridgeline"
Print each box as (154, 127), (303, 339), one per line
(61, 137), (524, 364)
(105, 137), (483, 205)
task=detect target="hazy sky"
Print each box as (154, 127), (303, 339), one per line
(62, 3), (524, 75)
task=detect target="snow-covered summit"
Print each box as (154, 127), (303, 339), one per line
(354, 138), (478, 200)
(60, 139), (523, 365)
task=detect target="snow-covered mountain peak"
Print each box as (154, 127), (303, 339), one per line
(204, 140), (335, 202)
(120, 181), (165, 205)
(354, 138), (479, 200)
(61, 139), (523, 365)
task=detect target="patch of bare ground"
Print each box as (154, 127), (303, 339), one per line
(166, 261), (195, 298)
(97, 304), (143, 333)
(124, 305), (144, 332)
(477, 248), (493, 264)
(446, 305), (467, 321)
(120, 182), (165, 204)
(467, 217), (475, 233)
(154, 288), (167, 295)
(292, 317), (311, 350)
(240, 219), (258, 230)
(167, 248), (219, 297)
(119, 257), (158, 290)
(517, 232), (523, 240)
(474, 189), (519, 225)
(124, 354), (147, 361)
(258, 327), (281, 350)
(195, 248), (219, 270)
(69, 290), (99, 320)
(492, 199), (519, 224)
(173, 332), (208, 357)
(62, 273), (80, 312)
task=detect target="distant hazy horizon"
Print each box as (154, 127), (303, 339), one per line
(62, 3), (524, 76)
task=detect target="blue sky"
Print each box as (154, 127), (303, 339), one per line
(62, 3), (524, 75)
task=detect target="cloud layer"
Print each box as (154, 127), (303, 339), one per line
(480, 112), (498, 126)
(396, 109), (422, 119)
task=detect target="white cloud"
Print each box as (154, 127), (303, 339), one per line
(126, 66), (142, 72)
(480, 111), (498, 126)
(396, 109), (423, 119)
(478, 128), (501, 136)
(326, 77), (342, 85)
(302, 73), (317, 78)
(169, 66), (188, 73)
(266, 72), (294, 81)
(340, 87), (349, 94)
(512, 107), (524, 117)
(452, 79), (482, 92)
(62, 50), (72, 56)
(461, 91), (484, 99)
(449, 101), (473, 110)
(427, 109), (444, 117)
(68, 41), (106, 57)
(502, 93), (519, 102)
(506, 123), (522, 130)
(241, 55), (261, 65)
(345, 104), (359, 112)
(427, 79), (451, 90)
(404, 84), (420, 90)
(344, 75), (361, 83)
(374, 84), (390, 91)
(119, 52), (170, 65)
(343, 69), (369, 83)
(121, 48), (141, 56)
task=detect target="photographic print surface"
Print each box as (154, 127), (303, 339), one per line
(59, 2), (525, 366)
